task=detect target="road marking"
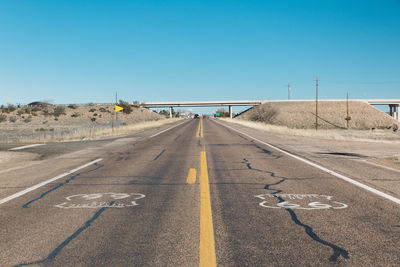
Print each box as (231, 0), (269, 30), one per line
(199, 151), (216, 267)
(201, 118), (204, 137)
(196, 120), (200, 137)
(187, 168), (197, 184)
(256, 194), (348, 210)
(214, 120), (400, 206)
(9, 143), (45, 150)
(196, 118), (204, 138)
(149, 120), (188, 138)
(55, 193), (145, 209)
(0, 158), (103, 205)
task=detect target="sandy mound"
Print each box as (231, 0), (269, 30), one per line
(239, 101), (399, 130)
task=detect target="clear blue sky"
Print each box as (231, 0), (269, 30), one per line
(1, 0), (399, 113)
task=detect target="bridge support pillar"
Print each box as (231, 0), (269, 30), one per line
(169, 107), (173, 118)
(229, 105), (232, 118)
(389, 104), (399, 121)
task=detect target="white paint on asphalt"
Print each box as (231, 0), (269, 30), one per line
(215, 120), (400, 205)
(256, 194), (348, 210)
(9, 143), (45, 150)
(0, 158), (103, 205)
(55, 193), (146, 209)
(149, 120), (188, 138)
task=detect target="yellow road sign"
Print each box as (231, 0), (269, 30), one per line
(115, 105), (124, 112)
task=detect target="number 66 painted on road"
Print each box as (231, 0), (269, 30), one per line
(255, 194), (348, 210)
(272, 201), (347, 210)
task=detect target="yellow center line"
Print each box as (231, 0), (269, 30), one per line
(199, 151), (216, 267)
(187, 168), (197, 184)
(200, 118), (204, 137)
(196, 118), (204, 138)
(196, 120), (200, 137)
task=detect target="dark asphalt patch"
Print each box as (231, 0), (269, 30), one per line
(317, 152), (367, 158)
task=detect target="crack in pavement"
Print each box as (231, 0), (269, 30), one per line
(250, 142), (281, 159)
(241, 159), (311, 182)
(153, 149), (166, 161)
(15, 202), (114, 266)
(174, 134), (181, 141)
(242, 158), (350, 262)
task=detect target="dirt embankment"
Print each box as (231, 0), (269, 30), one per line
(238, 101), (399, 130)
(0, 103), (161, 126)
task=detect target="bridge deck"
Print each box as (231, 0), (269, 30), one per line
(139, 99), (400, 108)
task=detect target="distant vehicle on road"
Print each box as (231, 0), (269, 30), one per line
(194, 114), (199, 118)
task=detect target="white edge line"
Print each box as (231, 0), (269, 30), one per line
(9, 144), (45, 151)
(214, 119), (400, 205)
(149, 120), (188, 138)
(0, 158), (103, 205)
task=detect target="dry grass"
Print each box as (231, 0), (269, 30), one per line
(68, 118), (182, 141)
(239, 101), (399, 130)
(13, 118), (182, 143)
(0, 103), (174, 143)
(222, 118), (400, 143)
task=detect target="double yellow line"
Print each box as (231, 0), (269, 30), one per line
(196, 118), (204, 138)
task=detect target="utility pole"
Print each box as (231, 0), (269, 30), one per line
(111, 93), (115, 132)
(115, 91), (118, 125)
(315, 76), (318, 130)
(345, 92), (351, 129)
(288, 84), (291, 100)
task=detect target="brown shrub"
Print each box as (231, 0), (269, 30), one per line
(0, 114), (7, 122)
(249, 104), (278, 123)
(54, 106), (66, 117)
(68, 104), (78, 109)
(23, 117), (32, 123)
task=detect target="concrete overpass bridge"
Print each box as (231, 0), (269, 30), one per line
(140, 100), (264, 118)
(138, 99), (400, 120)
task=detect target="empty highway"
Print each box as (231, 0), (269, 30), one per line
(0, 118), (399, 266)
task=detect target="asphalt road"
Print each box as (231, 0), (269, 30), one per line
(0, 118), (399, 266)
